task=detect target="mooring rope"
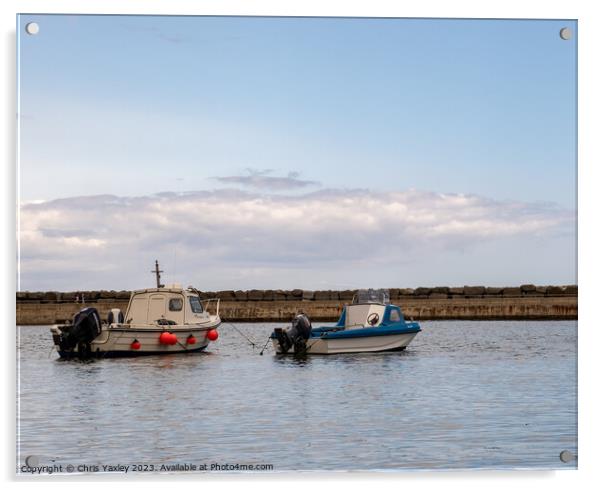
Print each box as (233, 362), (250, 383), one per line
(259, 335), (272, 356)
(222, 320), (260, 348)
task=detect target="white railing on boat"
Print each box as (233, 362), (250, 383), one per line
(201, 298), (220, 318)
(108, 322), (218, 329)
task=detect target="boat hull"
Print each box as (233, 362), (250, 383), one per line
(272, 331), (418, 355)
(51, 324), (220, 359)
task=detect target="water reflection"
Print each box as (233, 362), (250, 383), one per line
(17, 321), (577, 471)
(272, 355), (313, 367)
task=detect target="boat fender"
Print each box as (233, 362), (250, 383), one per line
(159, 331), (178, 345)
(131, 339), (141, 350)
(207, 329), (219, 341)
(159, 332), (171, 344)
(186, 335), (197, 345)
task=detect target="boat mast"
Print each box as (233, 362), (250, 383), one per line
(151, 260), (164, 288)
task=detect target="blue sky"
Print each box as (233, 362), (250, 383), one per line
(17, 15), (577, 290)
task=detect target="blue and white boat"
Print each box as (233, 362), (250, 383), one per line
(271, 289), (421, 355)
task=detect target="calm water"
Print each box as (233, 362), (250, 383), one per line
(17, 321), (577, 472)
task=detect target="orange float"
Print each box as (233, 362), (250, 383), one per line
(159, 332), (178, 345)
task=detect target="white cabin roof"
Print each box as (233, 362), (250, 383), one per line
(131, 286), (190, 295)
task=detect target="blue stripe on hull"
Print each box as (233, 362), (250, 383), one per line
(312, 324), (421, 340)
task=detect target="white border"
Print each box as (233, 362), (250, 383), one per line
(3, 1), (600, 489)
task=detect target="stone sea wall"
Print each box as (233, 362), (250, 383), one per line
(16, 285), (577, 325)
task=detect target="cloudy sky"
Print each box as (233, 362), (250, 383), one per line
(17, 15), (577, 291)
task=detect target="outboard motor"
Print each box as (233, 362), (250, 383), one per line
(58, 307), (102, 358)
(273, 313), (312, 355)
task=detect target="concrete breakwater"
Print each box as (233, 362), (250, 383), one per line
(16, 285), (577, 325)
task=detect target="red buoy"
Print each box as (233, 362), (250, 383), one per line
(159, 331), (178, 345)
(131, 339), (141, 350)
(186, 335), (197, 345)
(206, 329), (219, 341)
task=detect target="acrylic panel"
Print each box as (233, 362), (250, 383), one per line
(16, 14), (577, 474)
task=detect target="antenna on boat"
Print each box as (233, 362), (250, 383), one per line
(152, 260), (164, 288)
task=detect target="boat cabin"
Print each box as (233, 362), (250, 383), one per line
(123, 285), (211, 326)
(335, 289), (406, 329)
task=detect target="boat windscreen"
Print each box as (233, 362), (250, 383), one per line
(354, 289), (390, 305)
(189, 296), (204, 313)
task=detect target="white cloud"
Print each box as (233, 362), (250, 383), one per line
(18, 189), (575, 291)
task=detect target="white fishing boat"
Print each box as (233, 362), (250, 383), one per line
(50, 261), (221, 358)
(271, 289), (421, 355)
